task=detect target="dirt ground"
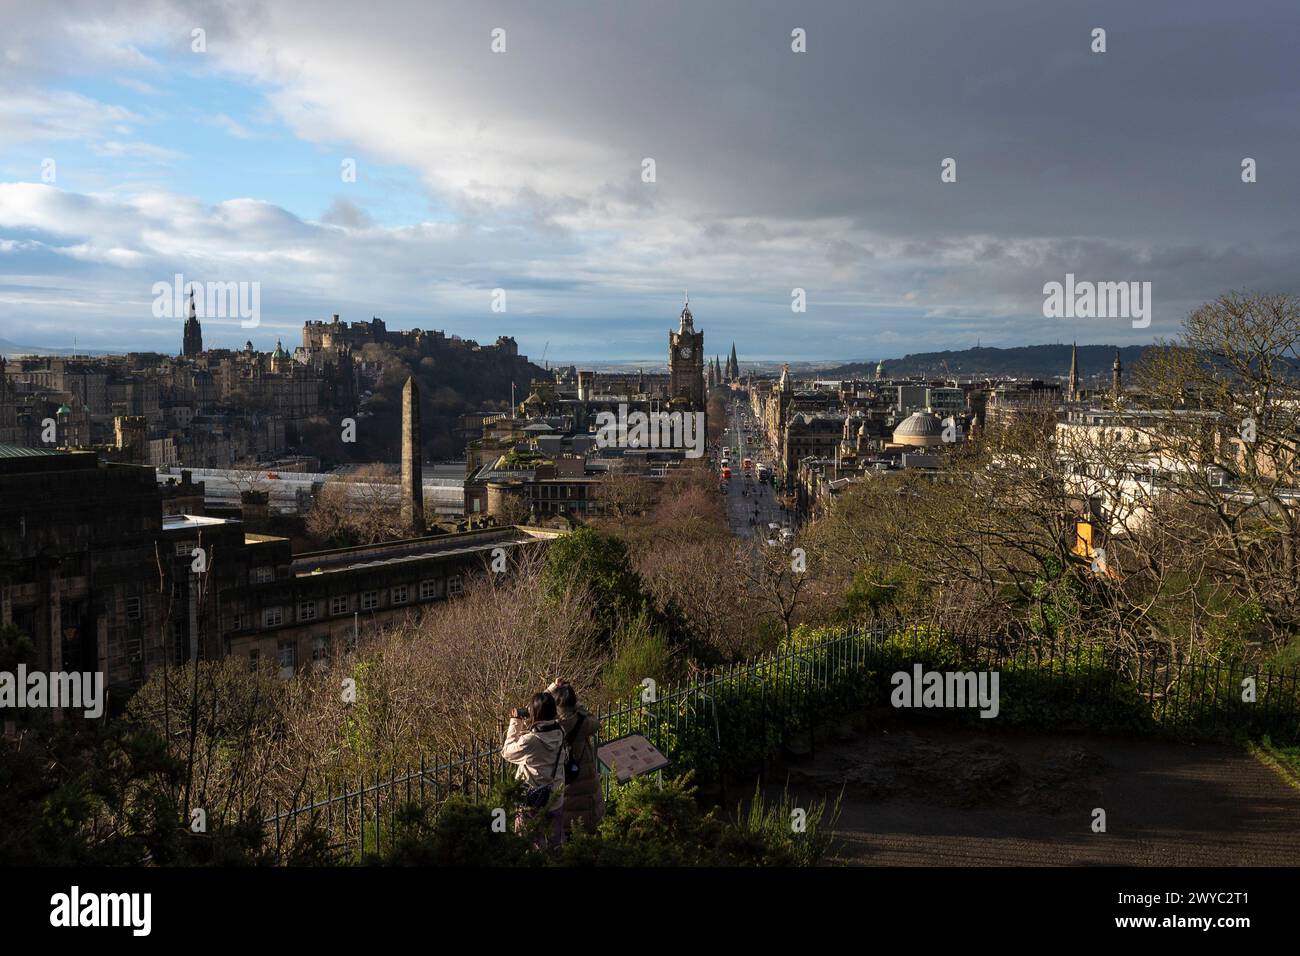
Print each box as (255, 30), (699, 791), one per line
(766, 725), (1300, 866)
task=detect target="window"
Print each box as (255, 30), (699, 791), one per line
(172, 620), (188, 664)
(277, 639), (297, 677)
(230, 612), (247, 631)
(251, 567), (274, 585)
(263, 607), (283, 628)
(298, 601), (317, 622)
(419, 579), (442, 600)
(390, 585), (409, 605)
(125, 596), (141, 621)
(311, 636), (328, 665)
(447, 575), (463, 597)
(330, 595), (349, 616)
(175, 540), (194, 556)
(248, 649), (259, 671)
(360, 590), (378, 611)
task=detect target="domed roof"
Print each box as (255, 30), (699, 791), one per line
(272, 339), (288, 359)
(893, 411), (944, 440)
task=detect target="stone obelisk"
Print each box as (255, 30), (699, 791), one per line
(400, 376), (424, 535)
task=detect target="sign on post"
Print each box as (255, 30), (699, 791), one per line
(597, 734), (669, 784)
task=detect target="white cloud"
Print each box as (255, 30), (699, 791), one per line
(94, 140), (184, 162)
(0, 89), (142, 145)
(209, 113), (256, 139)
(2, 0), (1299, 356)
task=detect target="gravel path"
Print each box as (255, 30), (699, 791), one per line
(767, 727), (1300, 866)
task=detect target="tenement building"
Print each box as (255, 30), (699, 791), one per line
(0, 443), (565, 700)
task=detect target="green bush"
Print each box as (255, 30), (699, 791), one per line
(380, 781), (536, 866)
(602, 611), (680, 701)
(732, 780), (842, 867)
(376, 773), (834, 867)
(0, 719), (330, 866)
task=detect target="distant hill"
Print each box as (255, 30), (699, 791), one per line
(0, 338), (115, 357)
(820, 344), (1152, 380)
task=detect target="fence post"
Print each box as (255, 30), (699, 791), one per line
(373, 769), (381, 855)
(807, 647), (815, 758)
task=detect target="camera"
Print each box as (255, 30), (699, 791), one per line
(511, 706), (529, 719)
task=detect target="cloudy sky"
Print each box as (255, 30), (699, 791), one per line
(1, 0), (1297, 362)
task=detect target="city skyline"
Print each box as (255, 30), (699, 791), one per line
(3, 0), (1299, 903)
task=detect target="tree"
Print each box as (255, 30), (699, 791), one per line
(542, 527), (652, 643)
(305, 463), (405, 546)
(735, 537), (811, 642)
(800, 291), (1300, 665)
(492, 492), (533, 527)
(593, 471), (656, 520)
(1133, 291), (1300, 651)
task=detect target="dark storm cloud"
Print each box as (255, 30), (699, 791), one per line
(1, 0), (1298, 357)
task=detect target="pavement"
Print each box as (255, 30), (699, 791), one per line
(767, 726), (1300, 866)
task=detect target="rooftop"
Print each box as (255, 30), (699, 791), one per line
(0, 443), (66, 459)
(162, 514), (239, 531)
(291, 526), (564, 577)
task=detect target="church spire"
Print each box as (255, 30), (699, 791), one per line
(182, 284), (203, 357)
(678, 293), (694, 333)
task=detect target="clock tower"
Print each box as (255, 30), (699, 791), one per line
(668, 294), (704, 408)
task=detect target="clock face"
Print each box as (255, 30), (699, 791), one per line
(679, 344), (693, 359)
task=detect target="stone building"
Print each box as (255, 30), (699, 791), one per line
(0, 445), (241, 692)
(668, 296), (705, 408)
(0, 441), (567, 698)
(889, 411), (947, 448)
(220, 526), (563, 674)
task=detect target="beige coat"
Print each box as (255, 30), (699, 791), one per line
(501, 718), (566, 802)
